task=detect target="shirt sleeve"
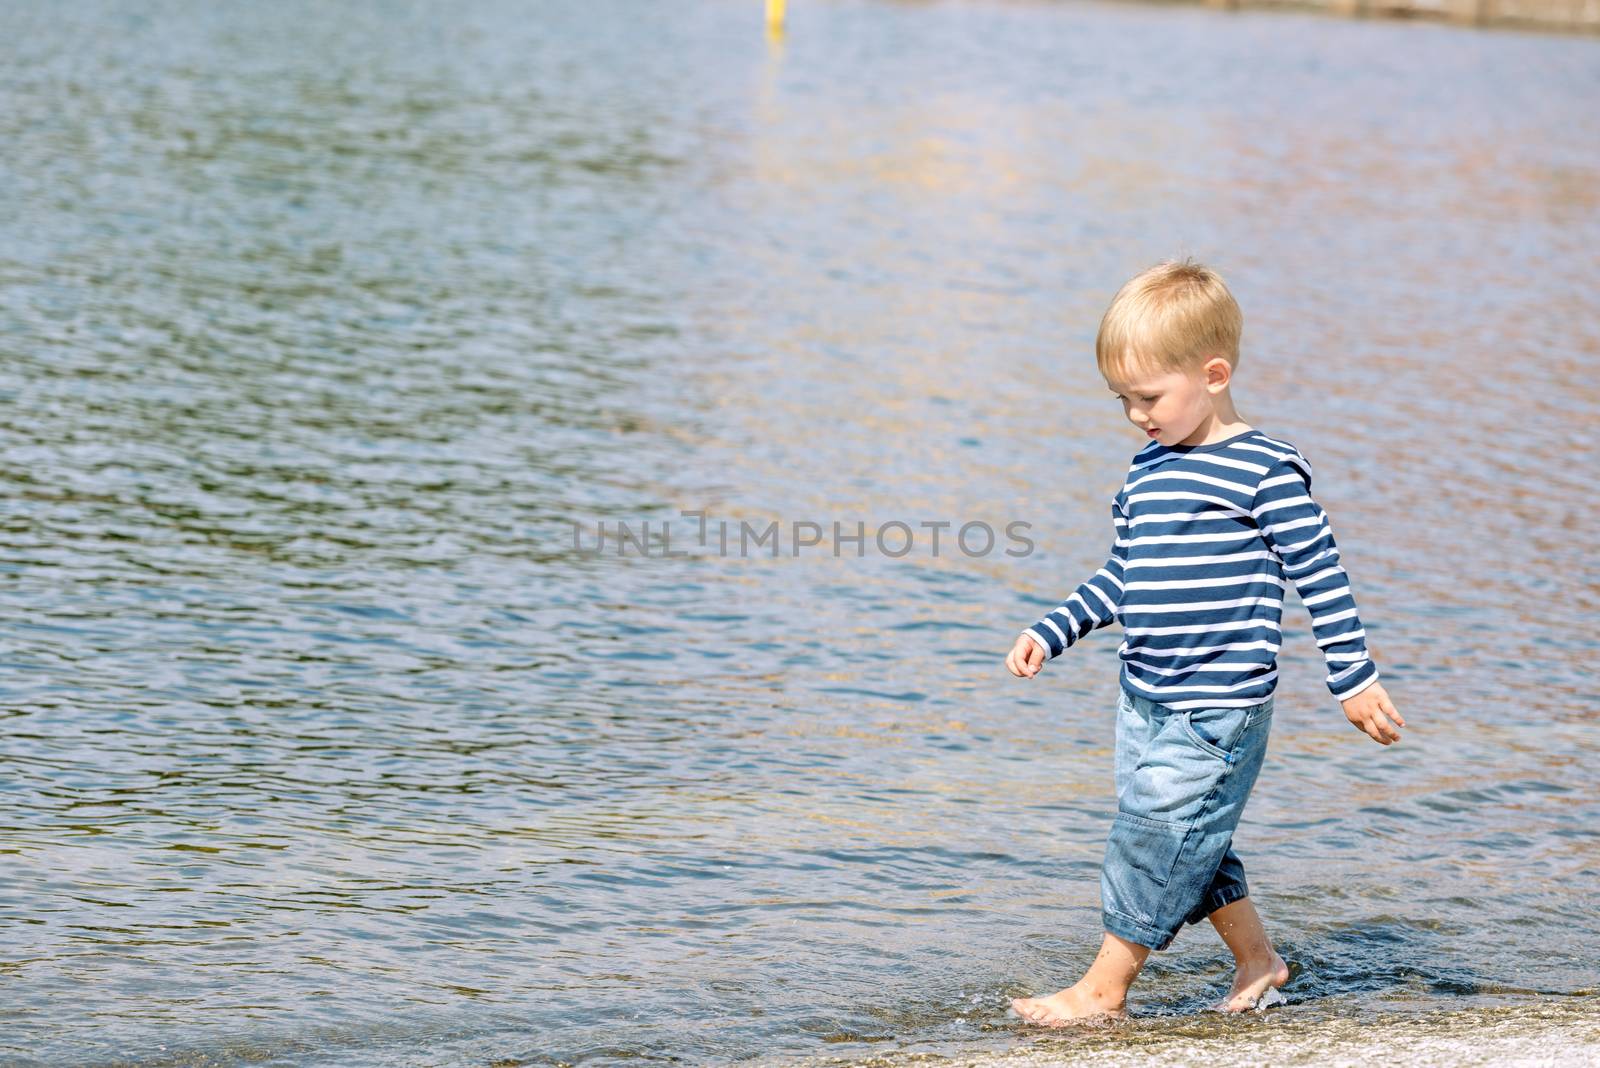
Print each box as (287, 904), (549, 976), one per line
(1252, 453), (1381, 702)
(1021, 493), (1128, 660)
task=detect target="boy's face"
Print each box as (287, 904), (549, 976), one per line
(1105, 357), (1231, 447)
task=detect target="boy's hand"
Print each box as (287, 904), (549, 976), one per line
(1341, 681), (1405, 744)
(1006, 633), (1046, 678)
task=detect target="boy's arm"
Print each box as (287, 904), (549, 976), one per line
(1252, 453), (1380, 702)
(1021, 494), (1128, 661)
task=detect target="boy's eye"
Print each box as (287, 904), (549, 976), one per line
(1141, 396), (1158, 403)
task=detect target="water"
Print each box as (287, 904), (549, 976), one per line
(1, 0), (1597, 1064)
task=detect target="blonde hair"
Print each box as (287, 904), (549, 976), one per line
(1096, 258), (1243, 381)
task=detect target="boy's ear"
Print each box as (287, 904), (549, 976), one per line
(1204, 356), (1232, 390)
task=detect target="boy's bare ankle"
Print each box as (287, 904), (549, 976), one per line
(1230, 946), (1281, 972)
(1081, 981), (1128, 1010)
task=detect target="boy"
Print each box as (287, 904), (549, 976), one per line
(1004, 259), (1405, 1025)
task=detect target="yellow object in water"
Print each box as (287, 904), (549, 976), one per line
(766, 0), (786, 32)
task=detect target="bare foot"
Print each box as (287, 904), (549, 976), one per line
(1215, 950), (1289, 1013)
(1011, 982), (1127, 1027)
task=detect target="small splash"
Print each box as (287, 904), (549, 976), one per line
(1206, 985), (1288, 1014)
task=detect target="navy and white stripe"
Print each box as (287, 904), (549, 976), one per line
(1021, 429), (1380, 710)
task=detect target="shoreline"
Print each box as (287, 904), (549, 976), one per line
(1125, 0), (1600, 35)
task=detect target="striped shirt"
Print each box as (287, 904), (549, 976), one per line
(1021, 428), (1381, 710)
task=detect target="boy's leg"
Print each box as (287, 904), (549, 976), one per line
(1207, 896), (1290, 1011)
(1011, 690), (1156, 1027)
(1010, 931), (1150, 1025)
(1156, 700), (1288, 1011)
(1101, 695), (1275, 953)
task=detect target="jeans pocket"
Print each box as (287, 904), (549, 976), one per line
(1108, 811), (1186, 890)
(1180, 706), (1248, 761)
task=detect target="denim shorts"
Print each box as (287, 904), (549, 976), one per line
(1100, 686), (1275, 951)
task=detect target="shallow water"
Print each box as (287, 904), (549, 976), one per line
(1, 0), (1597, 1064)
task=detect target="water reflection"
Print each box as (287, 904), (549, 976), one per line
(0, 0), (1597, 1065)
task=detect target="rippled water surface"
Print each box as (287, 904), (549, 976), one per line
(2, 0), (1598, 1064)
